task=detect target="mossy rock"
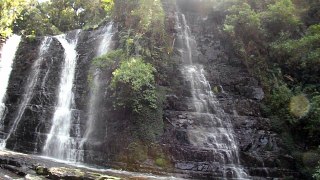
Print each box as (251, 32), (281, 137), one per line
(35, 166), (49, 176)
(127, 142), (148, 163)
(48, 167), (85, 179)
(155, 158), (168, 168)
(303, 151), (320, 168)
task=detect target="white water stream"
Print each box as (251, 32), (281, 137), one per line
(177, 13), (249, 179)
(43, 30), (81, 161)
(0, 37), (52, 149)
(0, 35), (21, 148)
(0, 35), (21, 121)
(80, 23), (113, 149)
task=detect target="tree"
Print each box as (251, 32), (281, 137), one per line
(223, 2), (264, 69)
(40, 0), (109, 31)
(12, 0), (114, 36)
(113, 0), (168, 51)
(262, 0), (301, 36)
(224, 2), (262, 40)
(271, 24), (320, 84)
(101, 0), (114, 14)
(0, 0), (31, 38)
(305, 95), (320, 141)
(111, 57), (157, 113)
(13, 5), (61, 36)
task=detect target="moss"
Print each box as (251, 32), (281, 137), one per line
(25, 34), (36, 43)
(302, 151), (320, 169)
(155, 158), (167, 168)
(212, 86), (219, 94)
(87, 72), (94, 87)
(35, 166), (48, 176)
(148, 144), (172, 169)
(127, 142), (148, 163)
(92, 49), (125, 69)
(134, 106), (163, 142)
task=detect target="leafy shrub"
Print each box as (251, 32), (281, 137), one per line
(262, 0), (301, 36)
(305, 95), (320, 139)
(88, 49), (124, 87)
(0, 0), (30, 38)
(271, 24), (320, 84)
(314, 163), (320, 180)
(265, 85), (296, 124)
(92, 49), (124, 69)
(224, 2), (262, 40)
(110, 57), (157, 112)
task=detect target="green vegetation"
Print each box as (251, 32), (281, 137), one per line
(155, 157), (167, 167)
(114, 0), (172, 56)
(127, 142), (148, 163)
(224, 3), (261, 41)
(263, 0), (301, 37)
(222, 0), (320, 177)
(105, 0), (173, 145)
(83, 1), (175, 166)
(314, 163), (320, 180)
(271, 24), (320, 83)
(6, 0), (319, 175)
(82, 0), (170, 161)
(0, 0), (31, 38)
(0, 0), (114, 38)
(92, 49), (124, 69)
(111, 57), (157, 112)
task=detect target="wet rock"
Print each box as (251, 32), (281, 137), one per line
(25, 174), (43, 180)
(175, 162), (194, 170)
(0, 150), (170, 179)
(0, 0), (300, 179)
(252, 87), (265, 100)
(48, 167), (85, 179)
(160, 0), (299, 179)
(35, 165), (49, 176)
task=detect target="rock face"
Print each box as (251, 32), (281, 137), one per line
(159, 0), (299, 179)
(2, 27), (117, 159)
(3, 37), (64, 153)
(0, 150), (176, 179)
(0, 0), (300, 179)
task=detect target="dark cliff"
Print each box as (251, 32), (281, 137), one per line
(0, 0), (301, 179)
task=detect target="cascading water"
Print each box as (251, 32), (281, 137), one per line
(96, 23), (113, 57)
(43, 30), (81, 162)
(176, 13), (248, 179)
(0, 35), (21, 148)
(0, 35), (21, 120)
(79, 23), (113, 160)
(0, 37), (52, 149)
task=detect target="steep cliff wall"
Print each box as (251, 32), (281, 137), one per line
(2, 27), (117, 157)
(0, 0), (301, 179)
(159, 0), (299, 179)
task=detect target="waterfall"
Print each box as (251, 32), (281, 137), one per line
(0, 35), (21, 148)
(176, 13), (248, 179)
(0, 37), (52, 149)
(0, 35), (21, 121)
(96, 23), (113, 56)
(43, 30), (81, 162)
(80, 23), (113, 153)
